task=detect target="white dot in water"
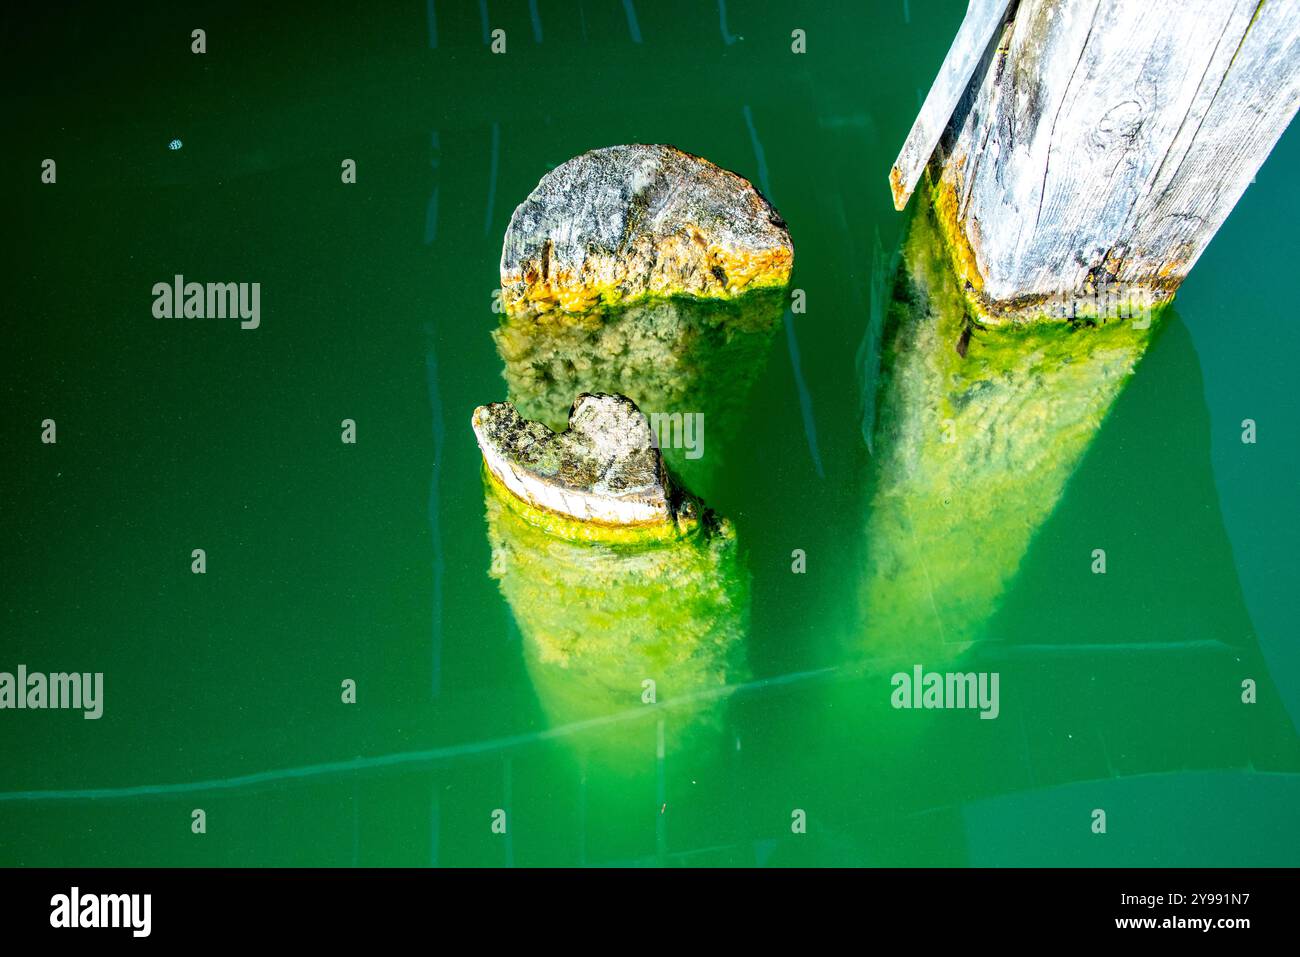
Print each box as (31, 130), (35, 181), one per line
(168, 139), (183, 151)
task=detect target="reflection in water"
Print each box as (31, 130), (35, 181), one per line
(481, 466), (748, 762)
(860, 203), (1161, 649)
(493, 288), (785, 497)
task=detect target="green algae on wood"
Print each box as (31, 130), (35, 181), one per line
(480, 464), (707, 547)
(474, 145), (788, 753)
(861, 197), (1165, 649)
(472, 391), (748, 754)
(930, 172), (1169, 326)
(493, 287), (786, 497)
(482, 456), (749, 757)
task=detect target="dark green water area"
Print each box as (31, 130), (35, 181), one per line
(3, 0), (1298, 865)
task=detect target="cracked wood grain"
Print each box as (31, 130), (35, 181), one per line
(899, 0), (1300, 313)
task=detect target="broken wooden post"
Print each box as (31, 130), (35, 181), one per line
(891, 0), (1300, 319)
(475, 395), (749, 759)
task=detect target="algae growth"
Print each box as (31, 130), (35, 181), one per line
(493, 288), (786, 497)
(861, 197), (1166, 648)
(482, 465), (749, 755)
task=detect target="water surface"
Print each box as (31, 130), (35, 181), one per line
(3, 0), (1298, 866)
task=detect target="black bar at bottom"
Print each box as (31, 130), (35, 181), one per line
(0, 867), (1291, 942)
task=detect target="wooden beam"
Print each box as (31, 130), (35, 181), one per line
(896, 0), (1300, 317)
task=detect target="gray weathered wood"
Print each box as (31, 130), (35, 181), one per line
(889, 0), (1015, 211)
(900, 0), (1300, 316)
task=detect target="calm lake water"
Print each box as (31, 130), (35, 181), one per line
(3, 0), (1298, 866)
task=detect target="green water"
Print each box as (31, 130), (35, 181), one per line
(3, 0), (1298, 867)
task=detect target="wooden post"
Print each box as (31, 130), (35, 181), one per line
(891, 0), (1300, 320)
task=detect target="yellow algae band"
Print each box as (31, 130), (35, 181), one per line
(500, 144), (793, 320)
(501, 245), (794, 318)
(930, 171), (1173, 325)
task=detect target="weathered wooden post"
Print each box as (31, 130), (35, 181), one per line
(471, 146), (788, 754)
(891, 0), (1300, 318)
(860, 0), (1300, 648)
